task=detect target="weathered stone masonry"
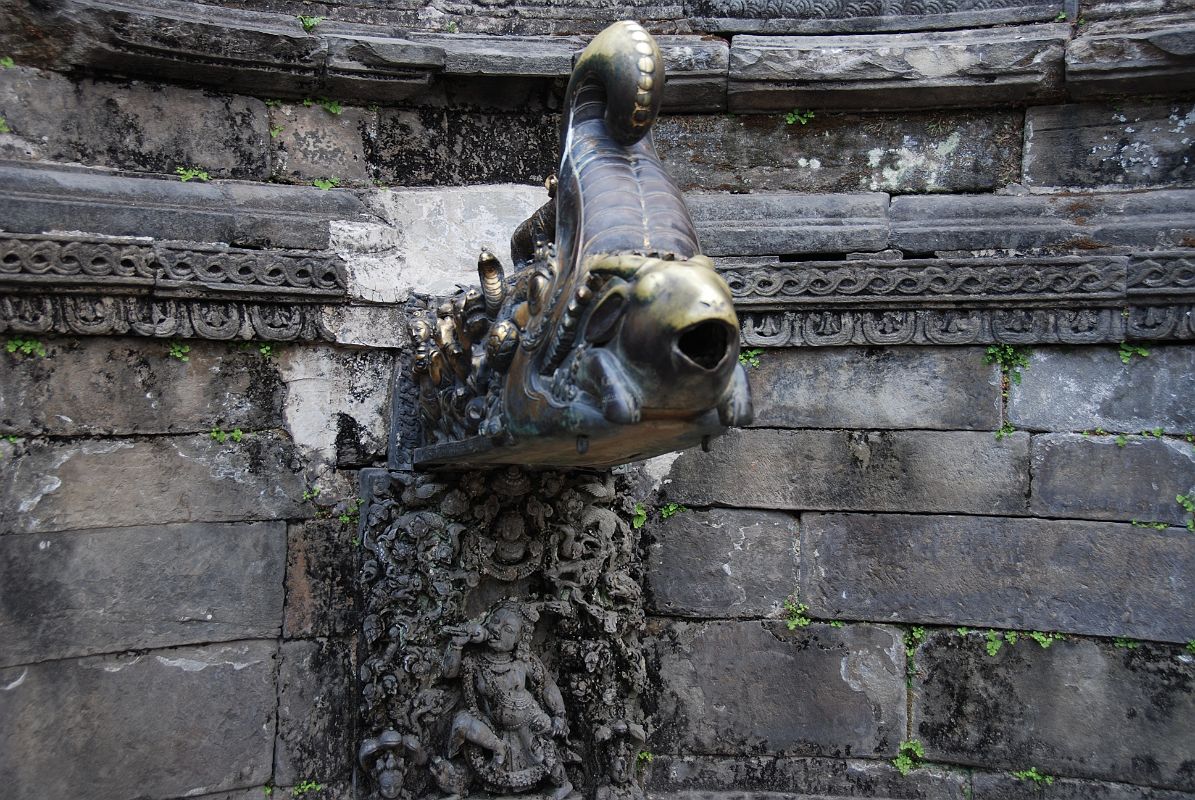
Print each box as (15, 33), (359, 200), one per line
(1, 0), (1194, 798)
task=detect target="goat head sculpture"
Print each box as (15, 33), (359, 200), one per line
(410, 20), (753, 468)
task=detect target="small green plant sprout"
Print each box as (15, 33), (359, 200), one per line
(302, 486), (322, 502)
(985, 629), (1004, 657)
(829, 620), (845, 628)
(1186, 639), (1195, 655)
(738, 347), (763, 368)
(6, 337), (47, 358)
(4, 434), (18, 444)
(636, 750), (654, 764)
(0, 116), (10, 134)
(167, 340), (190, 361)
(1113, 637), (1140, 650)
(210, 427), (228, 444)
(984, 344), (1031, 386)
(445, 20), (460, 33)
(175, 166), (210, 182)
(292, 779), (323, 796)
(317, 98), (344, 115)
(338, 497), (364, 527)
(1012, 767), (1055, 786)
(269, 125), (284, 138)
(312, 177), (341, 190)
(659, 502), (686, 519)
(1004, 631), (1019, 645)
(892, 739), (924, 776)
(230, 428), (244, 443)
(1028, 631), (1062, 648)
(1115, 434), (1128, 447)
(1130, 520), (1168, 530)
(1177, 494), (1195, 531)
(783, 596), (811, 630)
(259, 343), (274, 358)
(995, 422), (1016, 441)
(265, 98), (282, 109)
(1118, 342), (1149, 364)
(297, 15), (323, 32)
(784, 108), (815, 125)
(631, 502), (647, 529)
(957, 626), (970, 636)
(263, 784), (274, 796)
(904, 627), (927, 686)
(0, 56), (14, 68)
(1055, 10), (1068, 21)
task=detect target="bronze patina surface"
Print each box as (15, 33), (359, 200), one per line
(410, 20), (752, 468)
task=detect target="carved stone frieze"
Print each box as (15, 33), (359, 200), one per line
(356, 466), (647, 800)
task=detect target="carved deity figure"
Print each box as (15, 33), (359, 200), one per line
(441, 600), (574, 800)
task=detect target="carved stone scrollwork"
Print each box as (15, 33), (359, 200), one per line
(356, 466), (647, 800)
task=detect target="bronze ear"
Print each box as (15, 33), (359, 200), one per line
(585, 286), (629, 345)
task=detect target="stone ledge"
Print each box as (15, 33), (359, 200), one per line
(727, 25), (1068, 112)
(1067, 13), (1195, 99)
(688, 192), (890, 256)
(687, 0), (1060, 35)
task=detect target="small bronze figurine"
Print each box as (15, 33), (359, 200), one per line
(411, 20), (753, 468)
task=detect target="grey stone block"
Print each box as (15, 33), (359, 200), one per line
(369, 107), (558, 186)
(271, 102), (374, 184)
(647, 755), (966, 798)
(891, 190), (1195, 253)
(0, 163), (367, 249)
(284, 520), (358, 639)
(1080, 0), (1195, 22)
(1008, 345), (1195, 433)
(913, 633), (1195, 790)
(801, 513), (1195, 643)
(745, 346), (1001, 431)
(1067, 14), (1195, 98)
(1032, 433), (1195, 524)
(0, 432), (308, 535)
(0, 641), (277, 800)
(686, 192), (889, 256)
(646, 508), (798, 618)
(275, 638), (353, 786)
(727, 26), (1067, 111)
(688, 0), (1060, 34)
(429, 32), (582, 75)
(665, 429), (1029, 515)
(0, 66), (269, 179)
(973, 771), (1195, 800)
(0, 337), (284, 436)
(656, 36), (730, 112)
(648, 619), (906, 757)
(1024, 101), (1195, 191)
(656, 110), (1021, 194)
(0, 521), (285, 667)
(318, 304), (409, 350)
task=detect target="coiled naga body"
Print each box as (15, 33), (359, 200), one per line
(410, 21), (753, 468)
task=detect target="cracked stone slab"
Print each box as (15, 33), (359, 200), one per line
(656, 110), (1022, 194)
(0, 337), (284, 436)
(0, 640), (277, 800)
(801, 513), (1195, 643)
(664, 428), (1029, 515)
(0, 432), (308, 534)
(646, 507), (798, 617)
(914, 632), (1195, 791)
(274, 638), (354, 786)
(0, 521), (285, 667)
(648, 619), (906, 758)
(1008, 344), (1195, 432)
(1031, 433), (1195, 524)
(1024, 100), (1195, 191)
(727, 25), (1068, 112)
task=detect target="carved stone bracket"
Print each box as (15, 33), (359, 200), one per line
(356, 466), (647, 800)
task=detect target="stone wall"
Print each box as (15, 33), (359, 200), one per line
(1, 0), (1194, 799)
